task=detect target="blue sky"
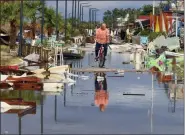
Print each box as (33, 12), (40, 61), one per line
(46, 1), (160, 21)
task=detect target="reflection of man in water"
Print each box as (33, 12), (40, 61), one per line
(94, 73), (109, 112)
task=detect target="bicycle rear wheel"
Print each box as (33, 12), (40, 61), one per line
(99, 52), (105, 68)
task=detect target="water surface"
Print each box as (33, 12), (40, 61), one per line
(1, 51), (183, 134)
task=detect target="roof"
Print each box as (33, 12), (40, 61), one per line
(138, 15), (150, 20)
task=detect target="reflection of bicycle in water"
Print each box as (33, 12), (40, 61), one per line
(94, 72), (109, 112)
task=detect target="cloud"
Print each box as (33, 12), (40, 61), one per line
(46, 1), (160, 21)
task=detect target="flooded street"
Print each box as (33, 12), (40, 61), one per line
(1, 51), (183, 134)
(1, 0), (184, 134)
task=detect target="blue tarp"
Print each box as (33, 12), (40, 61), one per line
(163, 5), (170, 11)
(140, 36), (148, 45)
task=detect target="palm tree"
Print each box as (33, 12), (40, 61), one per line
(103, 10), (113, 27)
(44, 7), (64, 37)
(1, 1), (20, 49)
(24, 1), (42, 40)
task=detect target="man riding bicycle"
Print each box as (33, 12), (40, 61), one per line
(94, 23), (110, 61)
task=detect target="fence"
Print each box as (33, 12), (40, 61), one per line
(22, 45), (51, 62)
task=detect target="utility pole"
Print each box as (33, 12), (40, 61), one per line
(88, 9), (91, 34)
(152, 0), (155, 32)
(92, 9), (99, 29)
(64, 0), (67, 43)
(78, 0), (80, 21)
(81, 5), (91, 22)
(151, 74), (154, 134)
(18, 0), (23, 56)
(79, 3), (89, 24)
(94, 10), (97, 26)
(89, 8), (98, 35)
(74, 0), (77, 26)
(56, 0), (59, 40)
(71, 0), (74, 36)
(41, 0), (44, 44)
(92, 10), (94, 26)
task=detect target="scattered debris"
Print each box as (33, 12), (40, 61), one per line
(107, 76), (124, 77)
(24, 53), (40, 63)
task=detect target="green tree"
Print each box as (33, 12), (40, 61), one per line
(44, 6), (64, 37)
(103, 8), (142, 28)
(103, 10), (113, 28)
(24, 1), (42, 39)
(1, 1), (20, 49)
(140, 4), (153, 15)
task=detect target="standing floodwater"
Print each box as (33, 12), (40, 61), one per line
(1, 52), (183, 134)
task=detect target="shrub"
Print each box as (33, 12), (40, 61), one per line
(149, 32), (166, 41)
(139, 29), (167, 41)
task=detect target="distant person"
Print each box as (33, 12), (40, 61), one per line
(108, 27), (111, 34)
(114, 28), (118, 36)
(117, 28), (121, 37)
(110, 29), (114, 37)
(112, 29), (115, 36)
(94, 73), (108, 112)
(95, 25), (100, 29)
(120, 27), (126, 40)
(95, 23), (110, 61)
(126, 26), (132, 43)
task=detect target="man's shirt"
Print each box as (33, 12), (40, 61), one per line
(95, 28), (110, 44)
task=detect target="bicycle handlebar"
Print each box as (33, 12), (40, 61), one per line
(99, 43), (112, 50)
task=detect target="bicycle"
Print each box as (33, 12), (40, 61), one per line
(97, 44), (111, 68)
(97, 45), (105, 68)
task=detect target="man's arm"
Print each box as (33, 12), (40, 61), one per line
(94, 29), (98, 41)
(106, 29), (110, 44)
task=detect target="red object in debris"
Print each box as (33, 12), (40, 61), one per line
(150, 67), (159, 74)
(161, 75), (172, 82)
(0, 66), (19, 70)
(0, 82), (11, 89)
(156, 72), (172, 83)
(6, 76), (41, 83)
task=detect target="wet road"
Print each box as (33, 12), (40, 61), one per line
(1, 51), (184, 134)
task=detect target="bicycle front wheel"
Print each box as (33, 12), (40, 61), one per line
(99, 52), (105, 68)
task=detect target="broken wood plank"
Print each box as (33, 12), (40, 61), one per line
(107, 76), (124, 77)
(71, 68), (150, 73)
(18, 106), (36, 117)
(123, 93), (145, 96)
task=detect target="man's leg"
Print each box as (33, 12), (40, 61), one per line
(95, 42), (101, 58)
(103, 44), (108, 57)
